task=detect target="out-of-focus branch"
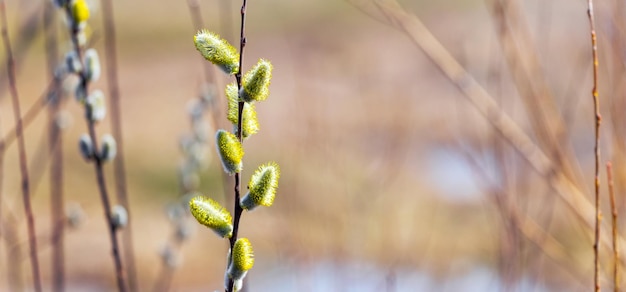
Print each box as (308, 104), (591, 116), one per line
(345, 0), (621, 256)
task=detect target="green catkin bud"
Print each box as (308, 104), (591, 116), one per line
(215, 129), (244, 174)
(85, 90), (106, 122)
(79, 134), (94, 160)
(84, 48), (101, 82)
(240, 59), (273, 103)
(228, 238), (254, 280)
(100, 134), (117, 162)
(111, 205), (128, 229)
(241, 162), (280, 210)
(194, 30), (239, 75)
(71, 0), (90, 23)
(189, 196), (233, 238)
(226, 83), (260, 139)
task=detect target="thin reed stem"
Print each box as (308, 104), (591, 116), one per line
(226, 1), (248, 291)
(607, 162), (619, 292)
(0, 1), (42, 291)
(101, 0), (137, 289)
(587, 1), (601, 291)
(43, 1), (65, 288)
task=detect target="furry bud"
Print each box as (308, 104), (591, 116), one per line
(111, 205), (128, 229)
(65, 51), (82, 74)
(85, 90), (106, 122)
(189, 195), (233, 238)
(99, 134), (117, 162)
(226, 83), (259, 139)
(71, 0), (90, 23)
(240, 59), (272, 103)
(241, 162), (280, 210)
(228, 238), (254, 280)
(194, 30), (239, 75)
(79, 134), (94, 160)
(215, 130), (244, 174)
(84, 48), (101, 82)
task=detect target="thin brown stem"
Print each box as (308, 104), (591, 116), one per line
(43, 1), (65, 290)
(0, 1), (42, 291)
(0, 81), (54, 154)
(88, 121), (127, 292)
(588, 1), (601, 291)
(101, 1), (137, 290)
(607, 162), (619, 292)
(226, 1), (248, 292)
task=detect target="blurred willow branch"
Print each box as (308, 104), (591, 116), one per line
(608, 162), (619, 292)
(346, 0), (622, 261)
(586, 1), (602, 290)
(0, 1), (42, 290)
(100, 0), (138, 289)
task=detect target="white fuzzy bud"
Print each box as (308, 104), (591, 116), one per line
(160, 245), (180, 269)
(76, 30), (87, 46)
(66, 202), (85, 228)
(75, 84), (87, 102)
(99, 134), (117, 162)
(55, 110), (73, 130)
(84, 48), (100, 82)
(233, 278), (243, 292)
(65, 51), (82, 74)
(110, 205), (128, 229)
(85, 90), (106, 122)
(79, 134), (94, 160)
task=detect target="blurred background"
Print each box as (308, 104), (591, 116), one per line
(1, 0), (625, 291)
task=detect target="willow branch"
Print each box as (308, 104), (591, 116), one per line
(0, 1), (42, 291)
(226, 1), (248, 291)
(586, 1), (602, 291)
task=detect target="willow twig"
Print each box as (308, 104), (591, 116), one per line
(608, 162), (619, 292)
(101, 0), (137, 289)
(226, 1), (248, 291)
(42, 1), (65, 290)
(0, 1), (42, 291)
(0, 81), (55, 154)
(63, 3), (127, 290)
(586, 1), (602, 291)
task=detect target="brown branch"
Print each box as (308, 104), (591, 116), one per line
(608, 162), (619, 292)
(226, 1), (248, 291)
(42, 1), (65, 290)
(100, 0), (137, 290)
(346, 0), (626, 257)
(587, 1), (602, 291)
(0, 1), (42, 291)
(0, 3), (42, 101)
(62, 3), (127, 291)
(0, 81), (54, 154)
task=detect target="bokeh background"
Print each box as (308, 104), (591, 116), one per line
(1, 0), (625, 291)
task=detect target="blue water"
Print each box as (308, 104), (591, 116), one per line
(249, 259), (550, 292)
